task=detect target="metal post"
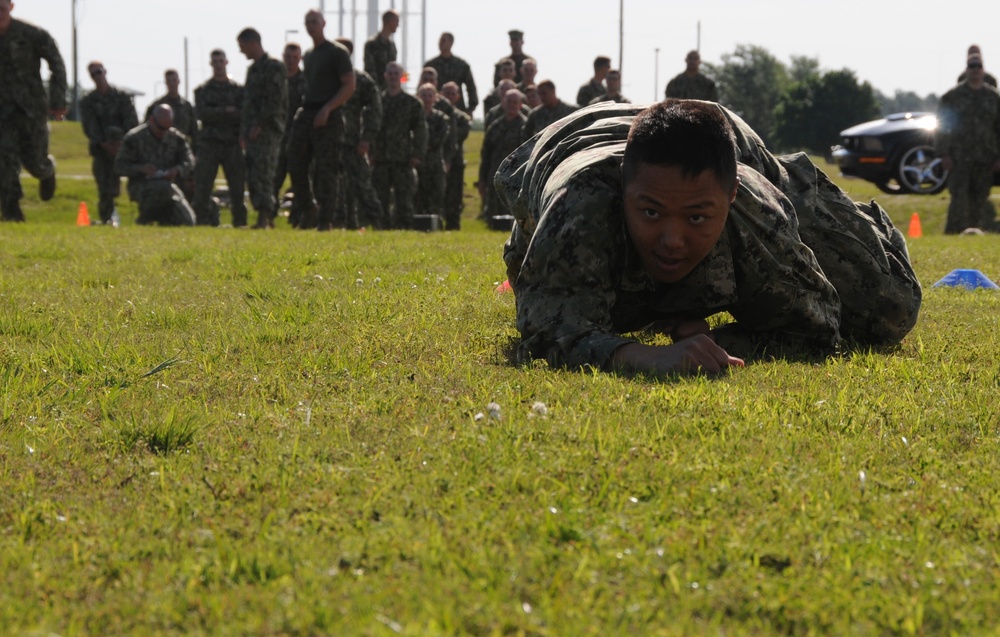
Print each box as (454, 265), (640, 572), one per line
(654, 48), (659, 101)
(351, 0), (357, 56)
(71, 0), (78, 120)
(697, 21), (701, 52)
(618, 0), (624, 74)
(184, 37), (189, 101)
(421, 0), (426, 68)
(339, 0), (344, 36)
(401, 0), (408, 78)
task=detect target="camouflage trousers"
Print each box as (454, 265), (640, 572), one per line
(0, 107), (54, 220)
(244, 128), (282, 225)
(372, 162), (417, 229)
(192, 138), (247, 226)
(945, 160), (996, 234)
(444, 152), (465, 230)
(287, 107), (345, 227)
(416, 152), (446, 219)
(273, 129), (293, 201)
(134, 179), (196, 226)
(338, 144), (382, 229)
(91, 146), (121, 222)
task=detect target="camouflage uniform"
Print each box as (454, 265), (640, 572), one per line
(364, 34), (396, 89)
(936, 82), (1000, 233)
(664, 72), (719, 101)
(424, 53), (478, 113)
(286, 40), (354, 228)
(193, 77), (246, 226)
(588, 94), (630, 105)
(957, 70), (998, 88)
(576, 79), (605, 107)
(145, 94), (197, 144)
(444, 108), (471, 230)
(274, 70), (305, 201)
(339, 69), (383, 229)
(372, 90), (427, 229)
(493, 52), (530, 86)
(415, 107), (454, 219)
(242, 52), (287, 226)
(523, 101), (577, 138)
(485, 102), (531, 131)
(497, 103), (921, 369)
(0, 16), (66, 221)
(479, 113), (526, 219)
(80, 87), (138, 223)
(114, 123), (195, 226)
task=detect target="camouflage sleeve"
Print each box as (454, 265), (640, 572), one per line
(78, 97), (102, 145)
(463, 61), (479, 112)
(257, 62), (287, 133)
(174, 135), (195, 177)
(511, 165), (634, 369)
(39, 29), (67, 110)
(479, 124), (495, 185)
(122, 94), (139, 131)
(441, 114), (455, 161)
(113, 130), (143, 177)
(363, 41), (378, 81)
(412, 100), (428, 160)
(361, 76), (382, 143)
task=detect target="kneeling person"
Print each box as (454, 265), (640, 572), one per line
(498, 100), (922, 375)
(115, 105), (196, 226)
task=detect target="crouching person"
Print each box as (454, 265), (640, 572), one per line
(115, 104), (196, 226)
(497, 100), (922, 375)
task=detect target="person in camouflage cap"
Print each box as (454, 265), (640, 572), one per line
(665, 50), (719, 102)
(114, 104), (195, 226)
(238, 28), (287, 229)
(0, 0), (66, 221)
(937, 55), (1000, 234)
(80, 61), (138, 224)
(497, 100), (921, 375)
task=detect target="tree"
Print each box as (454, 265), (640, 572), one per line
(705, 44), (789, 145)
(875, 89), (939, 116)
(789, 55), (821, 84)
(773, 69), (880, 154)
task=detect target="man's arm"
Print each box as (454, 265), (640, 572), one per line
(40, 29), (67, 116)
(463, 61), (479, 113)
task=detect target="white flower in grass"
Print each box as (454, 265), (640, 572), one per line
(487, 402), (501, 420)
(530, 401), (548, 417)
(474, 412), (485, 422)
(355, 278), (363, 285)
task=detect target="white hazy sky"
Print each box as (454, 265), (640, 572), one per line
(14, 0), (1000, 117)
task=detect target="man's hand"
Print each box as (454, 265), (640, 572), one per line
(50, 108), (67, 121)
(941, 154), (954, 172)
(409, 156), (421, 169)
(356, 140), (370, 156)
(313, 107), (331, 128)
(611, 338), (744, 375)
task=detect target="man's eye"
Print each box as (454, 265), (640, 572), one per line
(689, 214), (707, 224)
(642, 209), (659, 219)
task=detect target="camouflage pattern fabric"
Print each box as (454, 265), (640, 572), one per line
(496, 102), (921, 370)
(364, 34), (396, 89)
(444, 108), (471, 229)
(479, 113), (526, 218)
(937, 82), (1000, 233)
(424, 54), (478, 112)
(242, 53), (287, 224)
(576, 79), (604, 107)
(274, 71), (305, 199)
(286, 106), (344, 227)
(484, 102), (531, 131)
(338, 69), (383, 228)
(145, 95), (197, 144)
(372, 91), (427, 164)
(80, 87), (138, 221)
(114, 123), (195, 226)
(194, 78), (243, 144)
(372, 163), (417, 229)
(193, 78), (245, 226)
(664, 73), (719, 101)
(523, 101), (577, 138)
(415, 108), (454, 217)
(493, 52), (530, 86)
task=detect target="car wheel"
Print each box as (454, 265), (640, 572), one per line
(895, 144), (948, 194)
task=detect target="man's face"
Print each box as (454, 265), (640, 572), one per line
(0, 0), (13, 25)
(210, 53), (227, 74)
(510, 37), (523, 54)
(420, 70), (438, 87)
(606, 72), (621, 93)
(538, 85), (557, 108)
(438, 34), (452, 55)
(499, 63), (516, 81)
(623, 163), (735, 284)
(304, 11), (324, 38)
(385, 15), (399, 34)
(686, 53), (701, 73)
(521, 61), (537, 81)
(524, 87), (540, 108)
(88, 64), (106, 86)
(283, 47), (302, 73)
(502, 92), (523, 118)
(165, 73), (180, 93)
(441, 85), (460, 105)
(418, 87), (437, 109)
(967, 59), (986, 83)
(384, 64), (403, 89)
(150, 111), (173, 140)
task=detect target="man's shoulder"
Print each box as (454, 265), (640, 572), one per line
(122, 122), (150, 142)
(7, 17), (52, 41)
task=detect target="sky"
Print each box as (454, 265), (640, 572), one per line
(13, 0), (1000, 118)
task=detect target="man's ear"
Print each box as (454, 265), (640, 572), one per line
(729, 176), (740, 204)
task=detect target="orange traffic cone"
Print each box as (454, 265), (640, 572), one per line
(495, 279), (512, 294)
(76, 201), (91, 226)
(907, 212), (923, 238)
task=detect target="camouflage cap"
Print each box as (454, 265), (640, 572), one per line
(508, 30), (524, 40)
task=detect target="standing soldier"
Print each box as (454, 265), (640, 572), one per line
(424, 32), (478, 116)
(483, 58), (516, 116)
(576, 56), (610, 107)
(588, 69), (629, 104)
(665, 50), (719, 101)
(237, 28), (287, 229)
(523, 80), (576, 138)
(145, 69), (197, 203)
(515, 58), (537, 93)
(440, 82), (471, 230)
(286, 9), (355, 231)
(274, 42), (304, 211)
(0, 0), (66, 222)
(493, 29), (530, 86)
(415, 83), (454, 223)
(193, 49), (246, 226)
(937, 54), (1000, 234)
(114, 104), (196, 226)
(479, 89), (526, 221)
(372, 62), (427, 230)
(364, 9), (398, 90)
(334, 37), (383, 230)
(80, 61), (138, 225)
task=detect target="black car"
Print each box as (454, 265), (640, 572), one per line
(830, 112), (947, 195)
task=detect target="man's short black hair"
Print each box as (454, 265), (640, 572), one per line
(622, 100), (738, 192)
(593, 56), (611, 71)
(210, 48), (226, 58)
(237, 28), (261, 44)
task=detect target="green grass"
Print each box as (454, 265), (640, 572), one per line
(3, 122), (1000, 635)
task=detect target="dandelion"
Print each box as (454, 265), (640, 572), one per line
(487, 402), (501, 420)
(530, 401), (548, 417)
(474, 412), (485, 422)
(355, 278), (364, 285)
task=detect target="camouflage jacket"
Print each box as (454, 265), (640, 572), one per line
(936, 82), (1000, 163)
(524, 101), (577, 138)
(372, 90), (427, 163)
(479, 113), (526, 186)
(424, 108), (455, 162)
(497, 103), (920, 369)
(115, 123), (194, 199)
(449, 108), (471, 162)
(79, 87), (139, 153)
(493, 52), (531, 86)
(424, 53), (478, 112)
(285, 71), (305, 130)
(485, 102), (531, 131)
(342, 69), (382, 146)
(576, 79), (605, 107)
(665, 72), (719, 101)
(588, 94), (630, 105)
(242, 52), (287, 138)
(364, 34), (396, 89)
(194, 77), (243, 144)
(145, 94), (197, 144)
(0, 17), (66, 114)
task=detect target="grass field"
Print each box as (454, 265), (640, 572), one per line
(3, 122), (1000, 635)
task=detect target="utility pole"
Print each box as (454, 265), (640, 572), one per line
(71, 0), (79, 120)
(654, 48), (659, 101)
(618, 0), (624, 74)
